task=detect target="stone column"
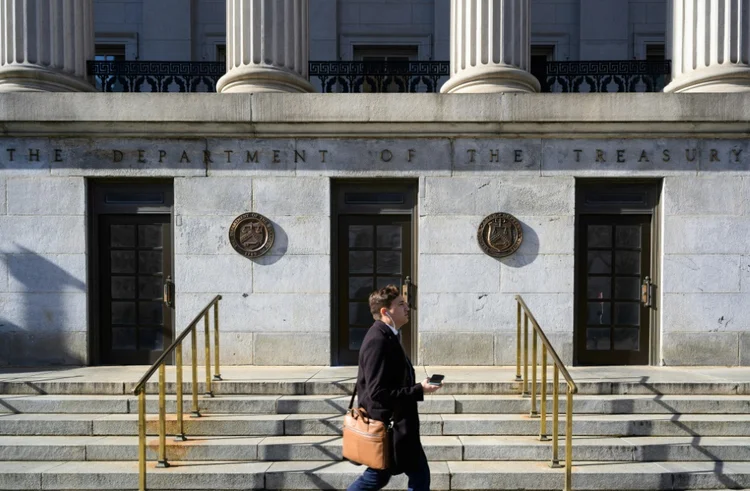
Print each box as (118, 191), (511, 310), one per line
(665, 0), (750, 93)
(0, 0), (94, 92)
(441, 0), (539, 93)
(217, 0), (313, 93)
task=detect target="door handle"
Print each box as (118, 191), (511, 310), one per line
(641, 276), (654, 308)
(163, 275), (175, 309)
(402, 276), (414, 310)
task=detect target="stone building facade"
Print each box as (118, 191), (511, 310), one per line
(88, 0), (670, 64)
(0, 0), (749, 368)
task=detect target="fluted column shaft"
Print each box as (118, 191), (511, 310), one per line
(217, 0), (312, 93)
(0, 0), (94, 92)
(665, 0), (750, 92)
(441, 0), (539, 93)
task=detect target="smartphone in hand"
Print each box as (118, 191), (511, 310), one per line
(428, 374), (445, 386)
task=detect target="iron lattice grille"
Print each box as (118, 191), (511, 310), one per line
(87, 60), (671, 93)
(308, 61), (451, 93)
(87, 61), (225, 92)
(532, 60), (672, 93)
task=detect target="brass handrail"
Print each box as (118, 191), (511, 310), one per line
(515, 295), (578, 491)
(132, 294), (222, 491)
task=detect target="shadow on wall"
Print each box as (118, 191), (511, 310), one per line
(498, 219), (539, 268)
(495, 221), (574, 364)
(0, 246), (86, 367)
(252, 218), (287, 265)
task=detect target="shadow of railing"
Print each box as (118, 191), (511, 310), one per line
(636, 375), (740, 489)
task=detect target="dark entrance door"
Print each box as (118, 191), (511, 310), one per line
(333, 183), (417, 366)
(90, 182), (174, 365)
(338, 215), (412, 365)
(575, 181), (660, 366)
(100, 215), (173, 364)
(577, 215), (652, 365)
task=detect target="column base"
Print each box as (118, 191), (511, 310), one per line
(664, 65), (750, 93)
(0, 65), (94, 92)
(217, 65), (314, 93)
(440, 66), (540, 94)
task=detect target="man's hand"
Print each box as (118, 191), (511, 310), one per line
(421, 378), (442, 393)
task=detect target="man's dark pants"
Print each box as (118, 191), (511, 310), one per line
(346, 449), (430, 491)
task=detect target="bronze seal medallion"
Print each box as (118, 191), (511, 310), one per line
(477, 213), (523, 257)
(229, 213), (275, 258)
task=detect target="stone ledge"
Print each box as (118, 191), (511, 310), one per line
(0, 93), (749, 137)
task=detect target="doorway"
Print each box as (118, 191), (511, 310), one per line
(575, 181), (660, 365)
(89, 181), (174, 365)
(333, 182), (417, 365)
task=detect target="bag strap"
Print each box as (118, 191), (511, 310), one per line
(348, 382), (394, 427)
(348, 384), (357, 410)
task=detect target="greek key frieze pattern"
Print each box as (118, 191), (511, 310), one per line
(534, 61), (672, 93)
(87, 61), (225, 93)
(87, 60), (670, 93)
(309, 61), (451, 93)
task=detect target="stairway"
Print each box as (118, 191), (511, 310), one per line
(1, 369), (750, 490)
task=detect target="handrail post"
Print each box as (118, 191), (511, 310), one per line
(522, 313), (529, 397)
(129, 296), (222, 489)
(515, 300), (522, 381)
(213, 301), (222, 381)
(540, 345), (549, 441)
(175, 344), (186, 441)
(204, 312), (213, 397)
(191, 326), (201, 417)
(138, 389), (146, 491)
(156, 363), (169, 468)
(514, 296), (575, 488)
(551, 366), (561, 468)
(565, 385), (574, 491)
(530, 329), (538, 417)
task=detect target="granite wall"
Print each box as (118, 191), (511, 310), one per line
(0, 176), (88, 365)
(2, 135), (749, 366)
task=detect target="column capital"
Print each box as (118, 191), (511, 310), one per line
(217, 0), (313, 94)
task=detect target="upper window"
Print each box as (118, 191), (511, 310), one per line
(530, 44), (555, 80)
(353, 45), (418, 62)
(351, 45), (419, 93)
(95, 44), (126, 61)
(645, 44), (665, 61)
(93, 44), (126, 91)
(531, 45), (555, 63)
(216, 44), (226, 63)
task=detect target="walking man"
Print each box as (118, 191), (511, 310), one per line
(347, 285), (441, 491)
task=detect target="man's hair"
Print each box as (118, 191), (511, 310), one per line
(369, 285), (400, 320)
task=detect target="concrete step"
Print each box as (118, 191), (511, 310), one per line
(4, 394), (750, 415)
(2, 378), (750, 396)
(0, 395), (131, 414)
(440, 413), (750, 437)
(2, 435), (750, 463)
(2, 460), (750, 490)
(3, 413), (750, 437)
(132, 394), (750, 416)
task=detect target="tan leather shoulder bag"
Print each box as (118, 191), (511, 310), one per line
(342, 385), (392, 470)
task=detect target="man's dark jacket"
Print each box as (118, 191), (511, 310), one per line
(355, 320), (424, 473)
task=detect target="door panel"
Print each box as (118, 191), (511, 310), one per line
(100, 214), (173, 364)
(337, 215), (412, 365)
(577, 215), (651, 365)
